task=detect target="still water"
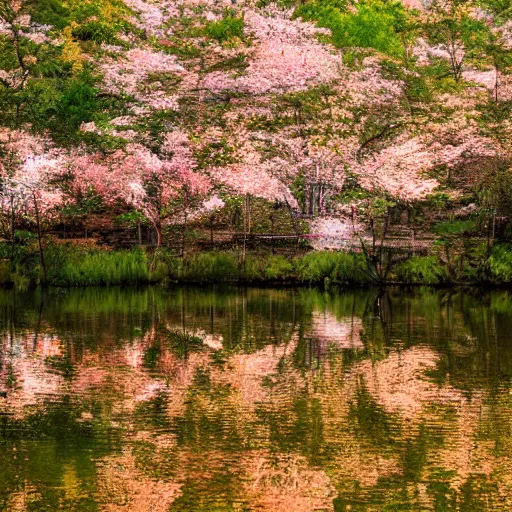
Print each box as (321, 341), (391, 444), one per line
(1, 286), (512, 511)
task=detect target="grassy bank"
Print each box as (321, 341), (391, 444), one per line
(2, 240), (512, 288)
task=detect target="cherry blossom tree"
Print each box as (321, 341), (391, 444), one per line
(202, 9), (342, 95)
(0, 129), (64, 280)
(65, 132), (210, 247)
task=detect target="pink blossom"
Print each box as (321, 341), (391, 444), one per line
(202, 10), (342, 94)
(101, 47), (187, 110)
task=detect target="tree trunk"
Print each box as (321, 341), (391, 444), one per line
(242, 194), (249, 264)
(181, 210), (187, 258)
(494, 64), (499, 103)
(270, 214), (275, 255)
(209, 215), (214, 247)
(33, 193), (47, 284)
(156, 224), (162, 248)
(10, 195), (15, 244)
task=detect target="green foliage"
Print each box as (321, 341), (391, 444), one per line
(204, 11), (245, 42)
(45, 246), (150, 286)
(0, 259), (12, 285)
(242, 255), (265, 281)
(295, 251), (370, 285)
(194, 139), (236, 169)
(296, 0), (410, 57)
(426, 7), (490, 58)
(205, 54), (249, 73)
(27, 0), (71, 29)
(433, 219), (477, 237)
(7, 243), (512, 287)
(342, 48), (368, 69)
(72, 20), (123, 44)
(157, 38), (202, 59)
(53, 73), (100, 128)
(256, 0), (298, 7)
(337, 172), (372, 203)
(179, 252), (239, 282)
(489, 244), (512, 282)
(264, 255), (294, 280)
(394, 256), (448, 284)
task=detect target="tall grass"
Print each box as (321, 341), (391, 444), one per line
(7, 242), (510, 288)
(166, 252), (295, 283)
(45, 246), (150, 286)
(295, 251), (371, 286)
(178, 252), (239, 282)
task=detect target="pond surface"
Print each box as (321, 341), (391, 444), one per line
(1, 286), (512, 511)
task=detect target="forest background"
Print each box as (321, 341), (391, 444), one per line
(1, 0), (512, 287)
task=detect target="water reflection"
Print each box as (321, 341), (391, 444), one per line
(1, 287), (512, 510)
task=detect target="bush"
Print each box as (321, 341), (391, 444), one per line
(489, 245), (512, 282)
(394, 256), (448, 285)
(0, 260), (12, 285)
(30, 0), (70, 29)
(242, 255), (265, 281)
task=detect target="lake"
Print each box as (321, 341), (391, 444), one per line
(1, 286), (512, 511)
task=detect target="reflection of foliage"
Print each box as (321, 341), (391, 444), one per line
(256, 394), (326, 465)
(135, 393), (172, 430)
(166, 329), (204, 359)
(348, 382), (399, 448)
(0, 396), (122, 510)
(132, 440), (179, 481)
(2, 286), (512, 508)
(143, 341), (161, 369)
(45, 354), (76, 379)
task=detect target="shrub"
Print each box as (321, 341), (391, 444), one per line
(0, 259), (12, 285)
(72, 21), (121, 44)
(394, 256), (448, 285)
(489, 245), (512, 282)
(432, 219), (477, 237)
(30, 0), (70, 29)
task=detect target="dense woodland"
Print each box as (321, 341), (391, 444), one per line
(1, 0), (512, 286)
